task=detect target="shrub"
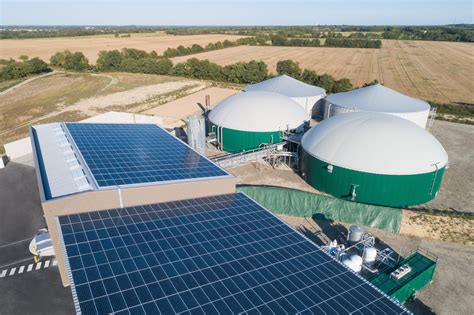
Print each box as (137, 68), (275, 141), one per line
(50, 50), (89, 71)
(96, 50), (122, 71)
(0, 57), (50, 80)
(276, 60), (301, 78)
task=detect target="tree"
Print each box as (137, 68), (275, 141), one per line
(26, 57), (49, 74)
(224, 61), (268, 83)
(19, 55), (29, 61)
(121, 48), (148, 60)
(315, 73), (335, 92)
(49, 50), (89, 71)
(256, 34), (269, 45)
(0, 57), (50, 80)
(138, 58), (173, 75)
(271, 35), (287, 46)
(300, 69), (320, 85)
(276, 60), (301, 78)
(63, 52), (89, 71)
(172, 63), (187, 76)
(50, 50), (69, 67)
(96, 50), (122, 71)
(191, 44), (204, 53)
(363, 79), (379, 87)
(333, 78), (353, 93)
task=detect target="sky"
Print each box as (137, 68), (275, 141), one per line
(1, 0), (473, 26)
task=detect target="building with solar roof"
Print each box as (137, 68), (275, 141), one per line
(208, 91), (310, 152)
(301, 112), (448, 207)
(324, 84), (432, 128)
(31, 122), (409, 314)
(244, 75), (326, 116)
(30, 122), (237, 286)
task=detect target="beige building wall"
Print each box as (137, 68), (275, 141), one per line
(42, 177), (238, 287)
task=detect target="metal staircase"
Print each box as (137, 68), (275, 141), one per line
(211, 143), (290, 168)
(427, 107), (437, 130)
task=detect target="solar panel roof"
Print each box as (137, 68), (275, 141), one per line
(58, 192), (408, 314)
(65, 123), (229, 188)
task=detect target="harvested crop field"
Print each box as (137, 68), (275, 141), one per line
(0, 33), (246, 63)
(173, 40), (474, 104)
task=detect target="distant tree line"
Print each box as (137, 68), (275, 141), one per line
(164, 25), (474, 43)
(95, 47), (267, 84)
(39, 45), (353, 90)
(162, 37), (257, 58)
(93, 47), (357, 88)
(275, 60), (353, 93)
(3, 25), (473, 42)
(324, 38), (382, 48)
(96, 49), (172, 74)
(0, 57), (51, 80)
(46, 36), (258, 73)
(0, 26), (166, 39)
(381, 26), (474, 42)
(270, 35), (321, 47)
(269, 34), (381, 49)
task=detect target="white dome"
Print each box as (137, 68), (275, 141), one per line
(325, 84), (431, 128)
(244, 75), (326, 97)
(326, 84), (430, 113)
(301, 112), (448, 175)
(209, 91), (310, 132)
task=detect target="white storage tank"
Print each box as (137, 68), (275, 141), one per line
(301, 112), (448, 207)
(209, 91), (310, 152)
(347, 225), (364, 242)
(324, 84), (431, 128)
(244, 75), (326, 117)
(363, 247), (378, 264)
(343, 255), (363, 273)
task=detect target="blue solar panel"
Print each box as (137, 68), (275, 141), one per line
(65, 123), (228, 187)
(58, 193), (407, 314)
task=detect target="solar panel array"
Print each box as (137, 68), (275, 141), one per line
(59, 193), (407, 314)
(65, 123), (228, 188)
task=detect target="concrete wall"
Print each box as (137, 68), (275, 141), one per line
(4, 137), (32, 160)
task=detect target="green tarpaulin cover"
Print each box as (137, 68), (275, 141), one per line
(237, 185), (401, 233)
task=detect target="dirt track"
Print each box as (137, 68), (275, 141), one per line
(173, 40), (474, 104)
(0, 33), (246, 63)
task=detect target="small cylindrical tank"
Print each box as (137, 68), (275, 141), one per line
(347, 225), (364, 243)
(363, 247), (378, 264)
(343, 256), (362, 273)
(351, 255), (363, 267)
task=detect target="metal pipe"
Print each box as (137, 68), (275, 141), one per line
(429, 162), (440, 195)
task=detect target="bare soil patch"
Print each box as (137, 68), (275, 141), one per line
(0, 33), (246, 63)
(144, 87), (239, 127)
(173, 40), (474, 104)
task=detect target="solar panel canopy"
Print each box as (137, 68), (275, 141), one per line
(59, 193), (408, 314)
(66, 123), (229, 188)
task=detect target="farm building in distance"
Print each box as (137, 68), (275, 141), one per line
(244, 75), (326, 116)
(300, 112), (448, 207)
(324, 84), (432, 128)
(208, 91), (309, 152)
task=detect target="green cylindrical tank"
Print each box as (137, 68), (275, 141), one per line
(300, 112), (448, 207)
(208, 91), (310, 153)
